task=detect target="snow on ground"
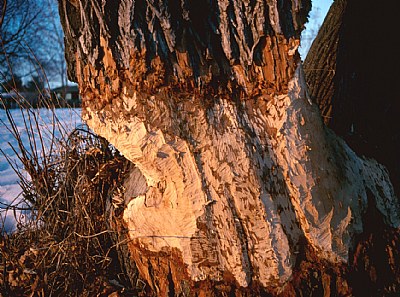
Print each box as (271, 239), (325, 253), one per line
(0, 108), (81, 232)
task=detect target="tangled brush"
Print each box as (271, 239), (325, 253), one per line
(0, 118), (142, 296)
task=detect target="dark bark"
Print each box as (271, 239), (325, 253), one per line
(303, 0), (346, 124)
(304, 0), (400, 196)
(59, 0), (311, 96)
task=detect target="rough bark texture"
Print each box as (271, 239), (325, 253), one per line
(304, 0), (400, 197)
(303, 0), (346, 125)
(59, 0), (400, 295)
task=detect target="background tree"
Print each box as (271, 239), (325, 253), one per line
(41, 0), (68, 91)
(0, 0), (68, 90)
(304, 0), (400, 197)
(24, 75), (44, 92)
(0, 73), (22, 91)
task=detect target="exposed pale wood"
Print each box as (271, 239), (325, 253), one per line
(59, 0), (400, 295)
(80, 63), (399, 293)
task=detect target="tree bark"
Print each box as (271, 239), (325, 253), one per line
(303, 0), (346, 125)
(59, 0), (400, 295)
(304, 0), (400, 197)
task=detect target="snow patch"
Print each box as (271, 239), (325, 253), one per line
(0, 108), (81, 232)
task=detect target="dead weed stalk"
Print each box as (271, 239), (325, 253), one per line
(0, 102), (140, 295)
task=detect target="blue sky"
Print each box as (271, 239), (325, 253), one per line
(299, 0), (333, 58)
(314, 0), (333, 17)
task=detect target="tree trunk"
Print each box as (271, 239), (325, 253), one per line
(304, 0), (400, 197)
(59, 0), (400, 295)
(303, 0), (346, 125)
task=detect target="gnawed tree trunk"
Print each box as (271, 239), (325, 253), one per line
(59, 0), (400, 295)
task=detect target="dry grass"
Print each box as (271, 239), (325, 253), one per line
(0, 96), (142, 295)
